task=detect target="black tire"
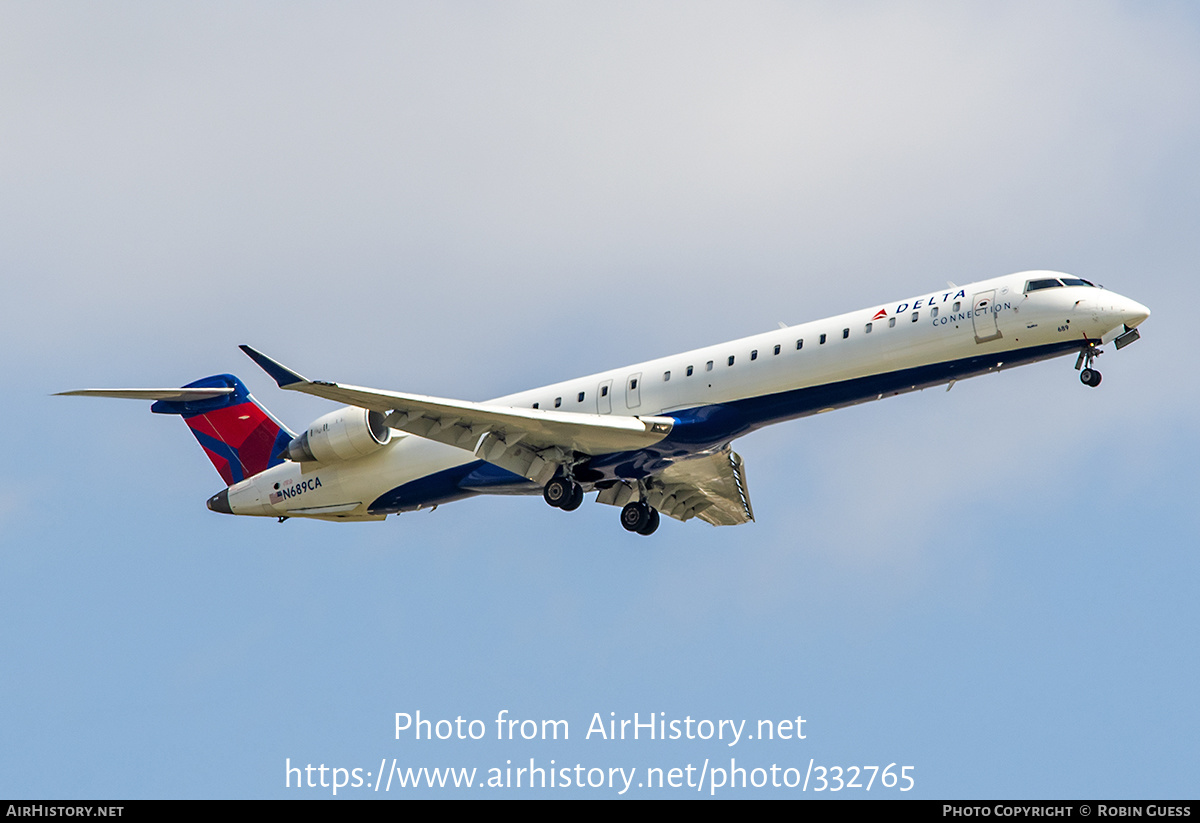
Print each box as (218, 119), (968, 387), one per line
(1081, 368), (1102, 388)
(621, 502), (650, 532)
(560, 482), (584, 512)
(636, 507), (660, 536)
(543, 477), (571, 508)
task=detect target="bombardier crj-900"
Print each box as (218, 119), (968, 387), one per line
(62, 271), (1148, 535)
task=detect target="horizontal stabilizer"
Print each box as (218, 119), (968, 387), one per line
(58, 374), (293, 486)
(55, 387), (234, 401)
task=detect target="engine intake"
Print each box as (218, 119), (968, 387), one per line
(286, 408), (391, 463)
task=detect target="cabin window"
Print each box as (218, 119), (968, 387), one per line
(601, 385), (608, 397)
(931, 307), (939, 318)
(554, 397), (562, 408)
(774, 344), (781, 355)
(865, 322), (873, 333)
(663, 371), (670, 382)
(577, 391), (585, 402)
(796, 339), (803, 350)
(630, 378), (638, 390)
(842, 328), (849, 339)
(751, 350), (758, 361)
(706, 361), (713, 371)
(532, 402), (539, 409)
(728, 355), (735, 366)
(953, 301), (961, 312)
(911, 311), (919, 322)
(888, 317), (896, 328)
(686, 365), (694, 377)
(819, 333), (827, 345)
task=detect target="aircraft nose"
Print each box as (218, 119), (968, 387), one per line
(1122, 298), (1150, 328)
(207, 488), (232, 515)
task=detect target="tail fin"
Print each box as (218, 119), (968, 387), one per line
(150, 374), (295, 486)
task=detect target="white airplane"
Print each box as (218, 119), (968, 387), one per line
(60, 271), (1149, 535)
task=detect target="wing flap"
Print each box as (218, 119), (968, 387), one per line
(654, 447), (754, 526)
(595, 447), (755, 526)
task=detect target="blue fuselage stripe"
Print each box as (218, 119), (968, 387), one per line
(367, 339), (1086, 514)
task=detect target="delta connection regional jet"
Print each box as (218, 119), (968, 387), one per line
(61, 271), (1149, 536)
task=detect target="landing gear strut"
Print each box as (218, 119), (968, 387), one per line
(620, 501), (660, 536)
(1075, 343), (1103, 388)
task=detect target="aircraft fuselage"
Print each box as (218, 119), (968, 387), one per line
(220, 270), (1149, 523)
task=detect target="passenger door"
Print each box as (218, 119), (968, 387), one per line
(972, 290), (1003, 343)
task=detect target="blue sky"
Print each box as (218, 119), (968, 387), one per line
(2, 1), (1197, 798)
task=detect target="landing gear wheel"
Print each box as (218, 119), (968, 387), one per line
(1080, 368), (1102, 388)
(636, 507), (660, 536)
(560, 482), (584, 512)
(543, 477), (572, 508)
(621, 501), (651, 532)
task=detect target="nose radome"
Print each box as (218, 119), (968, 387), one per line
(1123, 299), (1151, 328)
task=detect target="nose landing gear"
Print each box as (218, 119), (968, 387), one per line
(1075, 342), (1103, 388)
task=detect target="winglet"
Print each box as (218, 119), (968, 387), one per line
(239, 345), (309, 388)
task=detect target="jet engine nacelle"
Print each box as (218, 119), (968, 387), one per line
(286, 407), (391, 463)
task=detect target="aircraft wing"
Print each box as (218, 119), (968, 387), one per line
(595, 446), (755, 526)
(240, 346), (674, 485)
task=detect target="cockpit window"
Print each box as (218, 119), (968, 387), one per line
(1060, 277), (1095, 287)
(1025, 278), (1064, 293)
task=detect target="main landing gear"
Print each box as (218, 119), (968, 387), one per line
(1075, 343), (1103, 388)
(543, 476), (584, 511)
(542, 476), (661, 535)
(620, 501), (660, 536)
